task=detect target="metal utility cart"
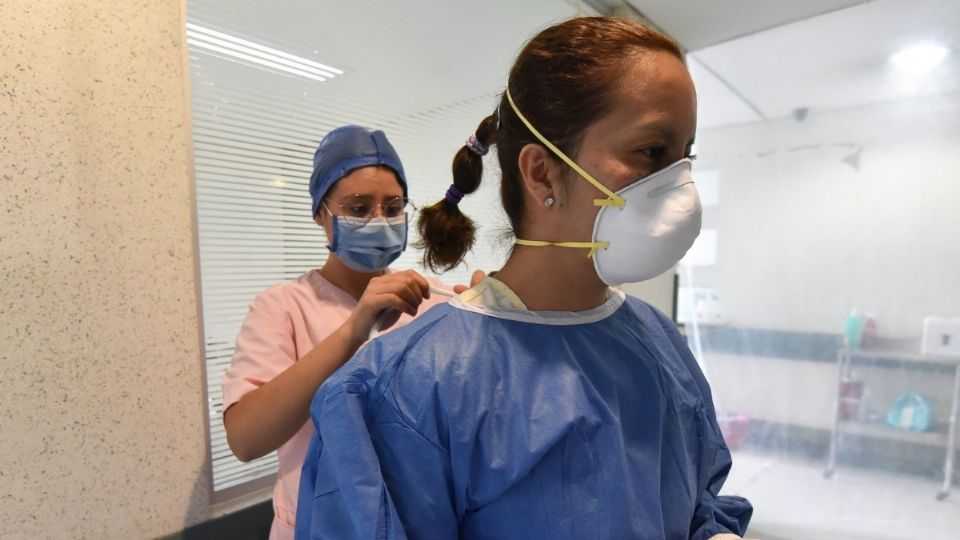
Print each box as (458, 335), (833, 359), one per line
(825, 347), (960, 500)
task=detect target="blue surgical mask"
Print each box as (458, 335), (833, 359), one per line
(328, 215), (408, 272)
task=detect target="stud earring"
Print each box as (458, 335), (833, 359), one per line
(544, 196), (555, 208)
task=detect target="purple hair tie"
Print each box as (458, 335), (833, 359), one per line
(445, 184), (464, 205)
(465, 133), (489, 156)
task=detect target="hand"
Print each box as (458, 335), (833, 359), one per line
(344, 270), (430, 344)
(453, 269), (486, 294)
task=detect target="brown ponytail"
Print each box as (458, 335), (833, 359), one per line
(415, 114), (497, 272)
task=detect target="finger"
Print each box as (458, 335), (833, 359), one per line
(376, 271), (430, 300)
(377, 280), (424, 313)
(364, 287), (419, 318)
(453, 284), (467, 294)
(381, 294), (418, 317)
(470, 269), (486, 287)
(390, 278), (425, 308)
(402, 270), (431, 298)
(356, 287), (407, 321)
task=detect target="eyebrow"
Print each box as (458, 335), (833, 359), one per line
(628, 124), (695, 148)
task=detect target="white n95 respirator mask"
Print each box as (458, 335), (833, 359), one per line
(590, 159), (701, 285)
(506, 88), (702, 286)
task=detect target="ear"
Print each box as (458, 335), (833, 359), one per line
(315, 209), (332, 237)
(517, 143), (562, 205)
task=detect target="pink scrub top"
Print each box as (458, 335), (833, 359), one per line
(221, 268), (452, 540)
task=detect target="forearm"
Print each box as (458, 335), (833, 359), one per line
(223, 321), (365, 461)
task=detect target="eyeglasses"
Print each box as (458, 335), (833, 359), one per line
(323, 194), (415, 221)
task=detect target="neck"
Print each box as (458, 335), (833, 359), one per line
(495, 245), (608, 311)
(318, 255), (384, 300)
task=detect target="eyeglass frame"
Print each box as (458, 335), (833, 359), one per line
(321, 193), (417, 221)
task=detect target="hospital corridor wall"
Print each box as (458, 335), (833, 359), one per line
(1, 2), (216, 538)
(692, 92), (960, 433)
(685, 86), (960, 538)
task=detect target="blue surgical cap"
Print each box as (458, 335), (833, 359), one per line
(308, 125), (407, 218)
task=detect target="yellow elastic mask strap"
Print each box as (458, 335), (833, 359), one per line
(505, 88), (626, 208)
(516, 239), (610, 258)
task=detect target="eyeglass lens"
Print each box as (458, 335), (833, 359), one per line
(334, 194), (408, 218)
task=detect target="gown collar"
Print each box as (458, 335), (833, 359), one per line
(450, 276), (625, 326)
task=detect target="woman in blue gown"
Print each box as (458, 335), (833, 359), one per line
(296, 16), (753, 540)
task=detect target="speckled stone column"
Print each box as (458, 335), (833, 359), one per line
(1, 1), (211, 537)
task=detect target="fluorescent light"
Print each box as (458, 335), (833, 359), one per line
(890, 43), (949, 75)
(186, 37), (329, 81)
(186, 23), (342, 82)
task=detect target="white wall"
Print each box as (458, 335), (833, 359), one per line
(1, 2), (211, 538)
(691, 94), (960, 428)
(691, 93), (960, 338)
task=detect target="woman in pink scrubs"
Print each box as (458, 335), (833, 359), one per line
(221, 125), (471, 539)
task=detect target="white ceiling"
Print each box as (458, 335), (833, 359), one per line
(188, 0), (589, 119)
(188, 0), (958, 134)
(627, 0), (868, 50)
(637, 0), (960, 129)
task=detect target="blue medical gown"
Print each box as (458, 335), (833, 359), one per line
(296, 297), (752, 539)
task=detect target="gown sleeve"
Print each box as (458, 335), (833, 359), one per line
(296, 341), (459, 540)
(689, 439), (753, 539)
(644, 304), (754, 539)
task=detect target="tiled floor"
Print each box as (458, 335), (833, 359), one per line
(722, 450), (960, 540)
